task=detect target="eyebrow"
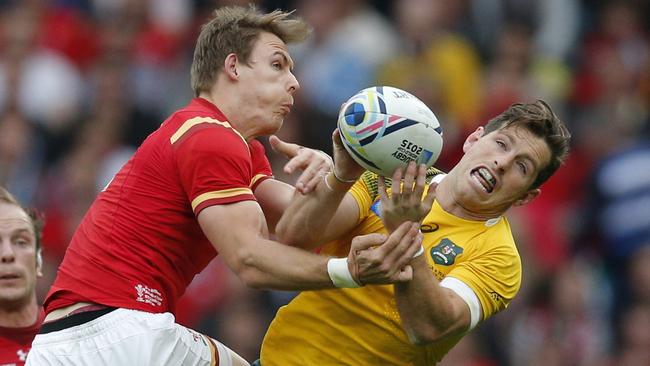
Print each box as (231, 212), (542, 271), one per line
(12, 228), (35, 237)
(274, 50), (294, 71)
(500, 130), (538, 170)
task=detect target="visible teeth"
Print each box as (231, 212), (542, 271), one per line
(479, 168), (495, 186)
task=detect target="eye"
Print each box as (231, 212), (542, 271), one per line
(272, 61), (282, 70)
(496, 140), (506, 149)
(15, 238), (30, 247)
(517, 161), (528, 174)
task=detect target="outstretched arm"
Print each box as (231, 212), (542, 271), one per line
(379, 165), (474, 345)
(254, 138), (334, 234)
(272, 130), (366, 249)
(198, 199), (422, 290)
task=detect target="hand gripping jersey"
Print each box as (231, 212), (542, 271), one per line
(44, 98), (272, 315)
(261, 170), (522, 365)
(0, 310), (44, 366)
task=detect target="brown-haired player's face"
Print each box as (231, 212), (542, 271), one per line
(452, 125), (551, 215)
(236, 32), (299, 134)
(0, 202), (40, 308)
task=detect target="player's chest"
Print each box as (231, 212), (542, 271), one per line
(419, 225), (478, 280)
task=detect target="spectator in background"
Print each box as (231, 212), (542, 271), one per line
(376, 0), (482, 171)
(508, 259), (610, 366)
(288, 0), (399, 153)
(0, 186), (44, 366)
(612, 302), (650, 366)
(0, 110), (44, 205)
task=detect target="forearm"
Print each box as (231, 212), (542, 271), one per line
(201, 201), (398, 291)
(231, 236), (338, 290)
(394, 256), (469, 345)
(275, 172), (353, 248)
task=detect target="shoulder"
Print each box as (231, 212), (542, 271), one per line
(170, 114), (245, 144)
(357, 167), (446, 201)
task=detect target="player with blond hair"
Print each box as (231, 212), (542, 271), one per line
(27, 6), (420, 366)
(0, 186), (44, 366)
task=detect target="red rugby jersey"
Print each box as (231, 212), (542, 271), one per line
(0, 309), (44, 366)
(44, 98), (272, 314)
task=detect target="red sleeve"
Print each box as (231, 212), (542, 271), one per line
(173, 126), (256, 215)
(249, 139), (273, 191)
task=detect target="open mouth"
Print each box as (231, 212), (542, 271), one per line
(471, 167), (496, 193)
(0, 274), (20, 280)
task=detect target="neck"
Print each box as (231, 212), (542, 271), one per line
(435, 176), (503, 222)
(0, 296), (39, 328)
(199, 92), (257, 141)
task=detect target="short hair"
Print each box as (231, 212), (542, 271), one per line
(191, 5), (311, 97)
(484, 100), (571, 189)
(0, 186), (43, 253)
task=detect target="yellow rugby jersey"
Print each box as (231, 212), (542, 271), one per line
(261, 170), (522, 365)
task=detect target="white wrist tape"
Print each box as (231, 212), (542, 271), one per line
(322, 172), (334, 192)
(413, 245), (425, 258)
(413, 229), (425, 257)
(327, 257), (361, 288)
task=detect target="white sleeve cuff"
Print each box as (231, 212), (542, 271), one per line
(440, 276), (482, 330)
(431, 173), (446, 184)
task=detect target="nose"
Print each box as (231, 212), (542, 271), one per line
(493, 155), (513, 173)
(0, 240), (16, 263)
(288, 72), (300, 94)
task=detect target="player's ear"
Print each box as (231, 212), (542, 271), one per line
(36, 249), (43, 277)
(513, 188), (541, 207)
(224, 53), (239, 80)
(462, 127), (484, 153)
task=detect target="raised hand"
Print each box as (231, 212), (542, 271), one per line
(378, 162), (437, 233)
(269, 135), (333, 194)
(331, 129), (364, 183)
(347, 222), (423, 285)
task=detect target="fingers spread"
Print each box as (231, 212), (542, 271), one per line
(422, 182), (438, 211)
(283, 153), (308, 174)
(413, 164), (427, 203)
(391, 167), (403, 205)
(269, 135), (301, 159)
(378, 176), (388, 202)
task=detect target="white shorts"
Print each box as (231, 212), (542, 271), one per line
(26, 308), (245, 366)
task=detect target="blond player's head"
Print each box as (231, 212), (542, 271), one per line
(191, 5), (310, 97)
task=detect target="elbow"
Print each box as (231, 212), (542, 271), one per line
(275, 223), (313, 248)
(405, 325), (456, 346)
(229, 246), (268, 290)
(406, 329), (439, 346)
(274, 223), (293, 245)
(274, 219), (298, 246)
(237, 269), (266, 289)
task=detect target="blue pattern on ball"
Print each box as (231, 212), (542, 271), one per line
(344, 102), (366, 126)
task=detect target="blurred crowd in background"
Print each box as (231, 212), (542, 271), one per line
(1, 0), (649, 364)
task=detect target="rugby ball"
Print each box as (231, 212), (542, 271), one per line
(337, 86), (443, 176)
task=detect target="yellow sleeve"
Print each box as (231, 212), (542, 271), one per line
(348, 168), (446, 224)
(446, 245), (522, 320)
(348, 171), (377, 224)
